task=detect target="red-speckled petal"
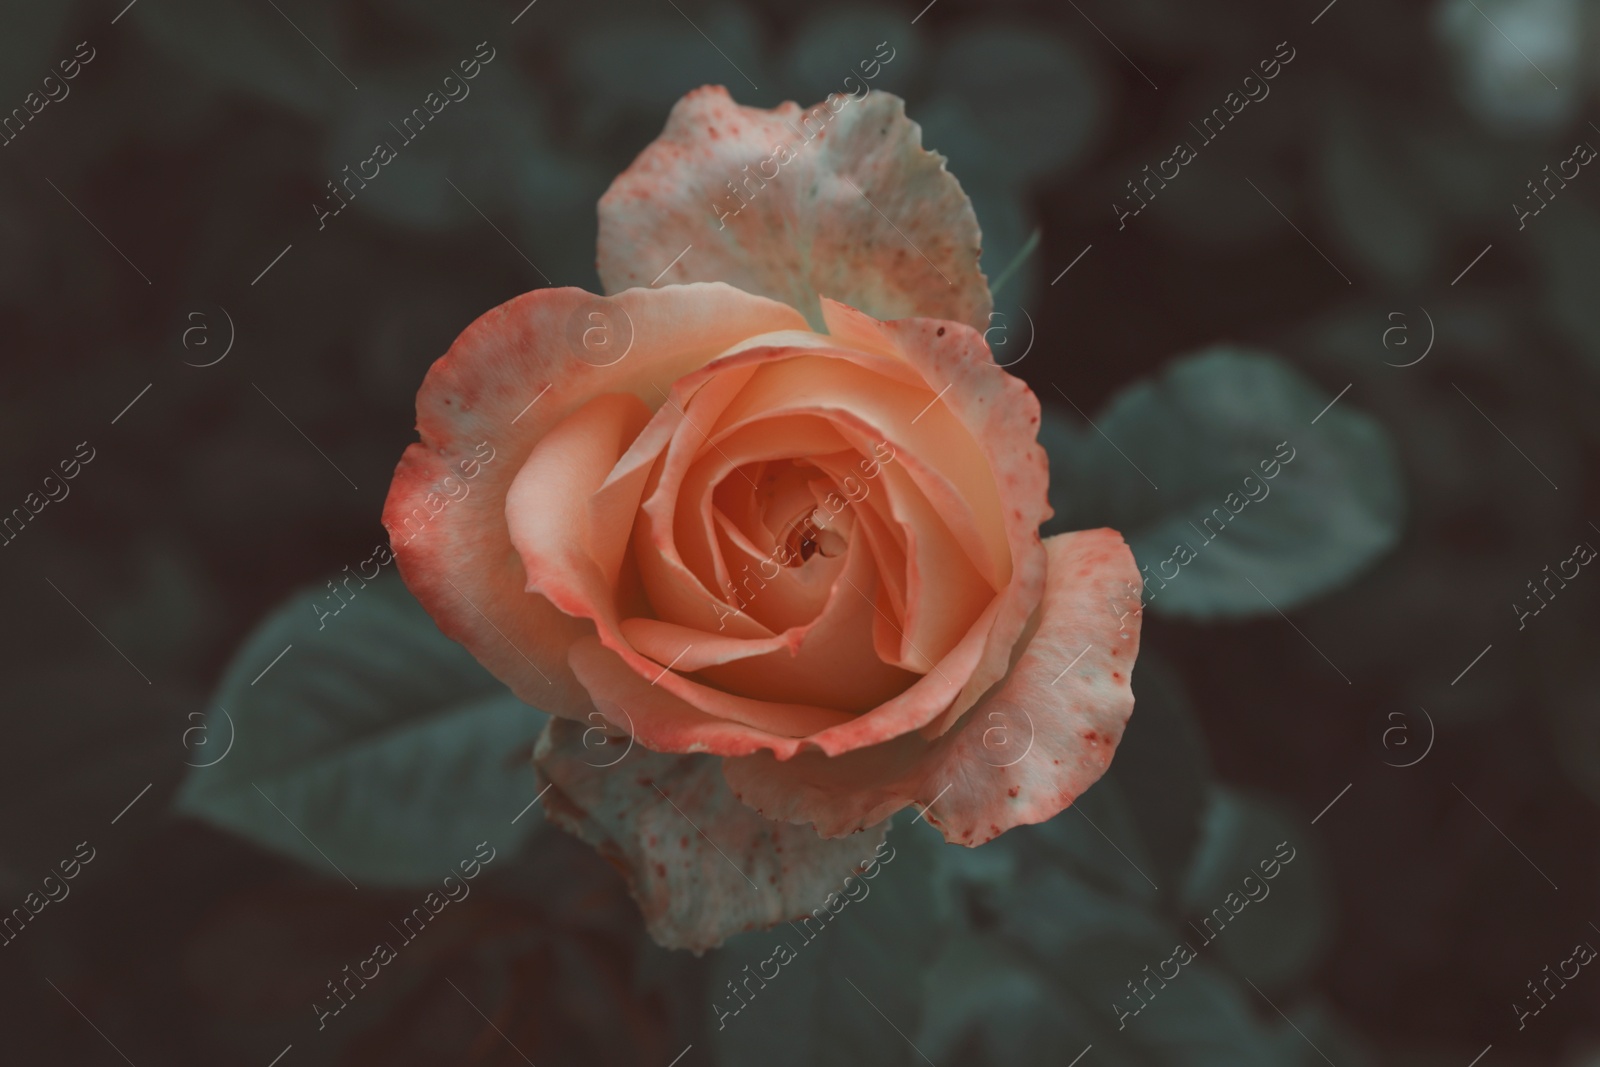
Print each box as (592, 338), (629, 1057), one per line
(598, 85), (991, 331)
(534, 716), (891, 952)
(915, 528), (1141, 844)
(722, 529), (1142, 844)
(382, 283), (807, 722)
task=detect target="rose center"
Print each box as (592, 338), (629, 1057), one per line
(781, 507), (848, 566)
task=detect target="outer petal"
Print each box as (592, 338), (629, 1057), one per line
(534, 717), (890, 952)
(917, 528), (1141, 843)
(382, 283), (807, 722)
(597, 86), (991, 332)
(722, 529), (1142, 844)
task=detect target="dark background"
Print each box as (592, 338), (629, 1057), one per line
(3, 0), (1598, 1064)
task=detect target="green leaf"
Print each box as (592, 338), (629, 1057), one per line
(567, 8), (765, 134)
(782, 6), (923, 103)
(176, 573), (548, 886)
(939, 652), (1209, 917)
(975, 864), (1298, 1067)
(1107, 959), (1291, 1067)
(923, 26), (1104, 181)
(697, 666), (1349, 1067)
(1435, 0), (1583, 133)
(1045, 347), (1405, 618)
(1110, 653), (1213, 894)
(707, 821), (944, 1067)
(918, 933), (1102, 1064)
(1179, 788), (1331, 990)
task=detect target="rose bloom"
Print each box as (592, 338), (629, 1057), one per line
(385, 86), (1141, 950)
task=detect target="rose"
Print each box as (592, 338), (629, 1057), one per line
(384, 86), (1142, 950)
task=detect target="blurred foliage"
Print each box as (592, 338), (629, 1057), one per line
(1043, 346), (1405, 618)
(3, 0), (1600, 1065)
(177, 574), (549, 886)
(702, 653), (1360, 1067)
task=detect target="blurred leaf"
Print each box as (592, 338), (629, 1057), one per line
(921, 25), (1104, 182)
(989, 853), (1169, 960)
(1317, 99), (1437, 286)
(934, 659), (1211, 909)
(136, 0), (347, 115)
(1109, 959), (1299, 1067)
(176, 573), (548, 886)
(707, 821), (944, 1067)
(1180, 788), (1331, 990)
(182, 835), (679, 1067)
(1045, 347), (1406, 618)
(1268, 999), (1379, 1067)
(0, 2), (73, 106)
(1127, 62), (1313, 251)
(967, 176), (1037, 331)
(1530, 198), (1600, 377)
(1113, 653), (1213, 893)
(930, 792), (1344, 1067)
(988, 226), (1040, 299)
(1144, 154), (1290, 249)
(321, 61), (560, 232)
(509, 150), (612, 290)
(917, 934), (1097, 1064)
(1093, 0), (1244, 60)
(1434, 0), (1583, 133)
(912, 94), (1040, 321)
(567, 17), (709, 129)
(567, 5), (765, 137)
(979, 865), (1305, 1067)
(1406, 122), (1524, 221)
(1033, 774), (1168, 905)
(782, 6), (922, 102)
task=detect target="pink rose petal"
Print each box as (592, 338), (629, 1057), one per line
(383, 283), (807, 723)
(722, 529), (1142, 843)
(534, 716), (891, 952)
(597, 86), (991, 331)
